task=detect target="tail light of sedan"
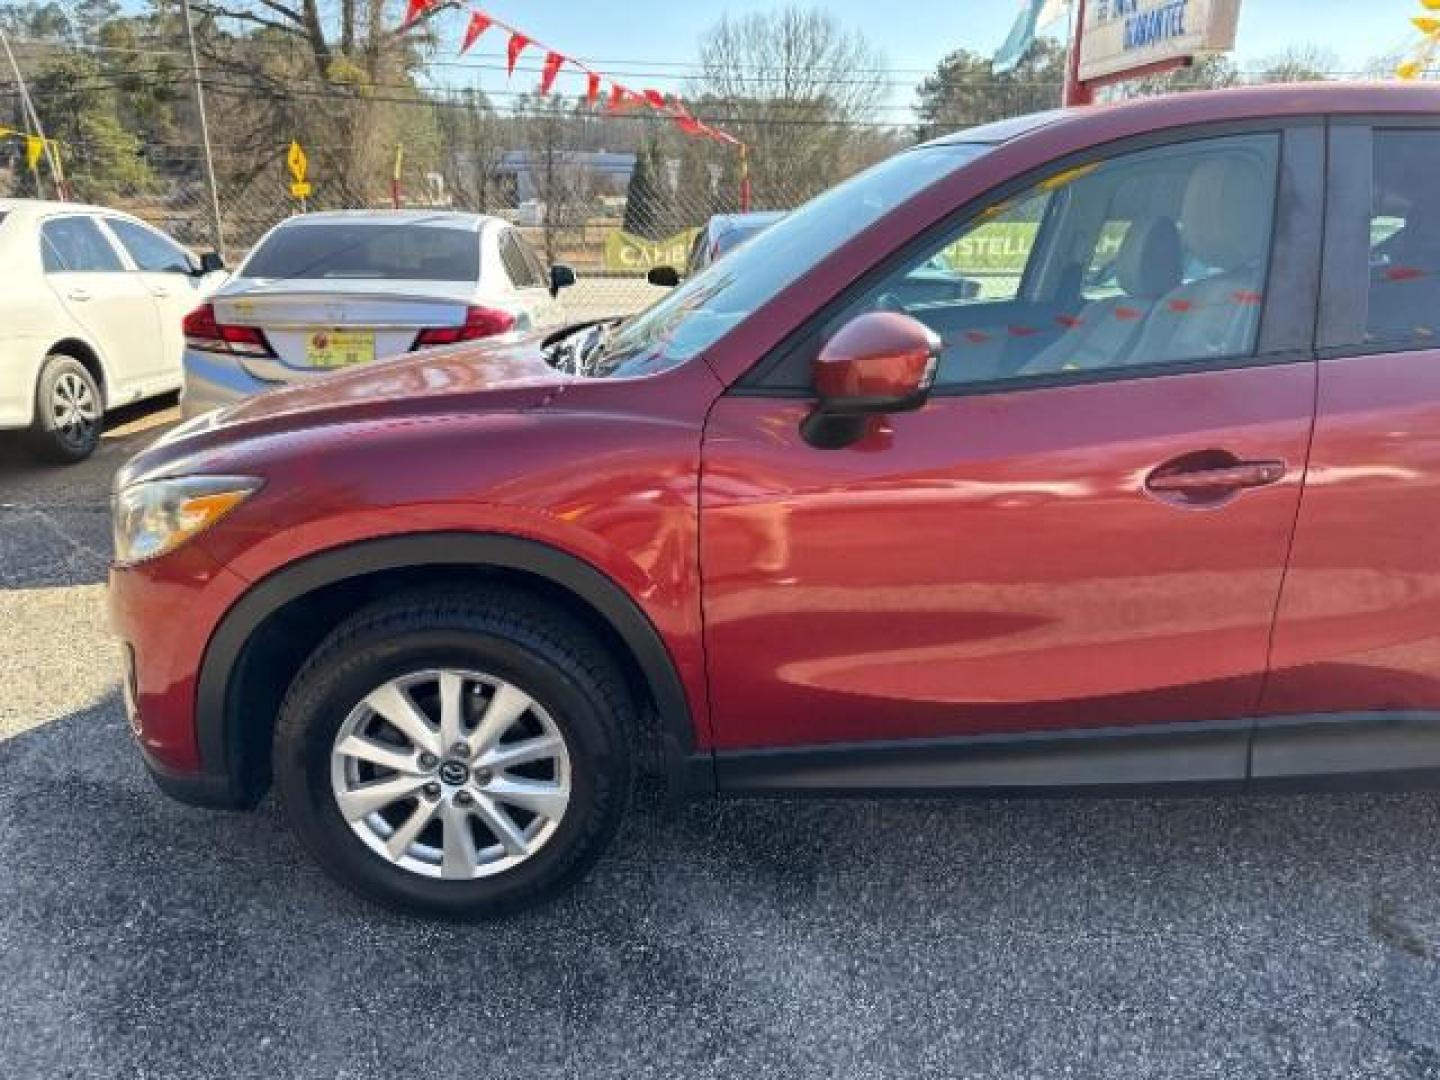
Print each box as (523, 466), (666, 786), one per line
(183, 303), (276, 358)
(412, 305), (517, 349)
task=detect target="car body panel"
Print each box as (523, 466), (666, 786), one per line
(1264, 351), (1440, 713)
(702, 362), (1316, 749)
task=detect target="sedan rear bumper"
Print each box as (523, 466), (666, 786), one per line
(181, 349), (274, 418)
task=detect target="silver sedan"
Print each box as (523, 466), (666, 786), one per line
(181, 210), (576, 417)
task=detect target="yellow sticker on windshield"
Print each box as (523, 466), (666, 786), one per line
(1040, 163), (1099, 191)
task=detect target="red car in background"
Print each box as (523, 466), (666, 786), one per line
(111, 83), (1440, 918)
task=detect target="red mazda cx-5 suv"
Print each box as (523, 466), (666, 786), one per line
(112, 84), (1440, 917)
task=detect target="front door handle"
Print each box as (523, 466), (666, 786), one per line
(1145, 452), (1286, 507)
(66, 288), (91, 302)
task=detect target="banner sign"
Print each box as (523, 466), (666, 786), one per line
(1078, 0), (1241, 82)
(603, 229), (700, 273)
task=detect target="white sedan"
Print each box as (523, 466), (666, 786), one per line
(0, 200), (227, 462)
(182, 211), (576, 417)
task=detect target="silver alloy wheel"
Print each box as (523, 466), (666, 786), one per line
(329, 669), (572, 880)
(51, 370), (99, 447)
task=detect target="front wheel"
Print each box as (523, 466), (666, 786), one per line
(274, 587), (634, 919)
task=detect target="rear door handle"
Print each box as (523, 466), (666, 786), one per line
(1145, 454), (1286, 507)
(150, 287), (170, 299)
(66, 288), (91, 302)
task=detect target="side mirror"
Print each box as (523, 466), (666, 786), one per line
(646, 265), (681, 288)
(804, 311), (940, 449)
(549, 263), (577, 298)
(197, 251), (225, 275)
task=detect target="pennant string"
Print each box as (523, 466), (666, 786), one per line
(433, 5), (749, 165)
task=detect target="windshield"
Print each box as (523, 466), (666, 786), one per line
(590, 143), (991, 379)
(240, 217), (481, 281)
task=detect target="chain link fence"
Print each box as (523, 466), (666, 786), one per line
(3, 91), (878, 318)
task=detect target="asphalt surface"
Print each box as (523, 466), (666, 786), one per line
(3, 401), (1440, 1079)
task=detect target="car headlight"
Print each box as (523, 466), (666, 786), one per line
(112, 476), (261, 566)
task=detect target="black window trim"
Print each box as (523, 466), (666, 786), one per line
(1317, 116), (1440, 361)
(733, 117), (1325, 399)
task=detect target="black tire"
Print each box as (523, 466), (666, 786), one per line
(274, 585), (635, 919)
(27, 353), (103, 464)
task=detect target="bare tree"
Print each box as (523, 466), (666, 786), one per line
(695, 6), (892, 207)
(1255, 45), (1340, 83)
(514, 95), (595, 263)
(437, 87), (509, 213)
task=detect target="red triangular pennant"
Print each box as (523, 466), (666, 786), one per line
(585, 71), (601, 106)
(460, 12), (491, 54)
(607, 83), (628, 112)
(539, 51), (564, 95)
(402, 0), (433, 28)
(506, 31), (530, 76)
(643, 89), (667, 110)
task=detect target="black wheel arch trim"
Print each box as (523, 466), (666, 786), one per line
(194, 532), (704, 806)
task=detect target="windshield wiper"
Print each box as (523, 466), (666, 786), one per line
(577, 323), (613, 376)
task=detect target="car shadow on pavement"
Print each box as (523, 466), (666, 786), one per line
(4, 691), (1440, 1078)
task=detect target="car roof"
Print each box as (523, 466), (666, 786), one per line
(0, 198), (138, 221)
(922, 82), (1440, 152)
(273, 210), (504, 232)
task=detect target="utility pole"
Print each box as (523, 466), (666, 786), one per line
(0, 23), (63, 198)
(180, 0), (226, 256)
(1063, 0), (1094, 106)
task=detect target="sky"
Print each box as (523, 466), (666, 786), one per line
(430, 0), (1429, 110)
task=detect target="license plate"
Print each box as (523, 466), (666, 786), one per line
(305, 329), (375, 369)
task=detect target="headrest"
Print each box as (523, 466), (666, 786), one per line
(1115, 217), (1183, 300)
(1181, 157), (1270, 272)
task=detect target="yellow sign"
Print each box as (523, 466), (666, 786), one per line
(287, 140), (308, 184)
(290, 181), (312, 199)
(603, 228), (700, 273)
(25, 135), (44, 172)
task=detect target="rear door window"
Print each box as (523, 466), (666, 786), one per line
(41, 216), (125, 273)
(1365, 129), (1440, 348)
(107, 218), (193, 273)
(241, 219), (481, 281)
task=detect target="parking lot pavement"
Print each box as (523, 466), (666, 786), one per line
(3, 400), (1440, 1079)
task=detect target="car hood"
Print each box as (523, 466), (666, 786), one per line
(215, 330), (569, 429)
(124, 332), (574, 486)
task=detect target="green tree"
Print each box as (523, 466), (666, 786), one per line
(623, 139), (666, 238)
(28, 52), (156, 200)
(913, 39), (1066, 142)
